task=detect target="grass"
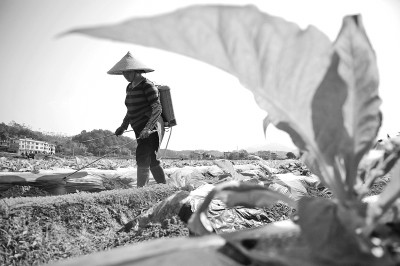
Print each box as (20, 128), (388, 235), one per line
(0, 184), (184, 266)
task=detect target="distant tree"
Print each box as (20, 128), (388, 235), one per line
(228, 152), (240, 160)
(120, 147), (131, 156)
(286, 151), (297, 159)
(54, 141), (64, 153)
(0, 123), (9, 140)
(72, 129), (137, 156)
(238, 149), (248, 159)
(0, 121), (45, 140)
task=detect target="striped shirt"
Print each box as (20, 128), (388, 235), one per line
(121, 78), (161, 132)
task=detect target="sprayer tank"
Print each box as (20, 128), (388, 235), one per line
(157, 85), (177, 127)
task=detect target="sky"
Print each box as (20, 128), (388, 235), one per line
(0, 0), (399, 152)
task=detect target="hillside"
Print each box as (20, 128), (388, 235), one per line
(1, 121), (295, 159)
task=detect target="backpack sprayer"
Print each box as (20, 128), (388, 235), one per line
(157, 85), (177, 128)
(63, 85), (177, 181)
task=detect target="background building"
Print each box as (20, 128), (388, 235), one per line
(7, 138), (55, 155)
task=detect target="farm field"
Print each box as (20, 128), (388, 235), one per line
(0, 155), (392, 265)
(0, 155), (337, 266)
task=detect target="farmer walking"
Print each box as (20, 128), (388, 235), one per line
(108, 51), (166, 187)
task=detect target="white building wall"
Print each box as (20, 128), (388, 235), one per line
(9, 138), (56, 155)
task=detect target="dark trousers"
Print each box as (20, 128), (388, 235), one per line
(135, 132), (160, 168)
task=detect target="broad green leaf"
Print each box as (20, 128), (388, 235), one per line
(308, 51), (348, 183)
(298, 15), (381, 200)
(66, 4), (332, 92)
(333, 16), (381, 193)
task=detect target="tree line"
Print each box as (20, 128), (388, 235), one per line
(72, 129), (137, 156)
(1, 121), (296, 159)
(0, 121), (137, 156)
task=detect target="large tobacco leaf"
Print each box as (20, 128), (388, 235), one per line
(333, 15), (381, 195)
(302, 15), (381, 201)
(297, 16), (383, 261)
(66, 5), (332, 91)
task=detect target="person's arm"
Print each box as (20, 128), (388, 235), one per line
(121, 113), (130, 130)
(115, 85), (131, 136)
(139, 82), (162, 138)
(115, 114), (129, 136)
(144, 101), (162, 131)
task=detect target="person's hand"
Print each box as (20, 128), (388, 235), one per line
(139, 128), (151, 139)
(115, 126), (125, 136)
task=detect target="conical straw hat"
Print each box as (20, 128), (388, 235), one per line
(107, 52), (154, 75)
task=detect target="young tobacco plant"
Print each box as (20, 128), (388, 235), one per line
(69, 5), (399, 265)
